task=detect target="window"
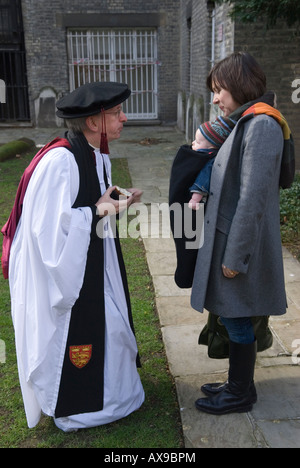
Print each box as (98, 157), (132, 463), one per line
(67, 29), (158, 120)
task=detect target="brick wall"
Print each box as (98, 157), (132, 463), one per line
(234, 20), (300, 170)
(21, 0), (180, 125)
(178, 0), (214, 140)
(19, 0), (300, 166)
(213, 3), (235, 62)
(22, 0), (68, 109)
(189, 0), (212, 116)
(177, 1), (299, 168)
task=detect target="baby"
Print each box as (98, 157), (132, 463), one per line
(189, 116), (236, 210)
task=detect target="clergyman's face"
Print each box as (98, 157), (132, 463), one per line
(103, 104), (128, 142)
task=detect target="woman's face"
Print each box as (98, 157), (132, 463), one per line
(212, 83), (240, 117)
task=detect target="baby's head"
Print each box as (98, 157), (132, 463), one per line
(192, 128), (216, 151)
(192, 116), (236, 151)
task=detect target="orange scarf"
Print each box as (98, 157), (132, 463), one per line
(242, 103), (291, 141)
(229, 97), (295, 190)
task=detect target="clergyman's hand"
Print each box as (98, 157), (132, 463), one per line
(95, 186), (129, 217)
(95, 186), (143, 217)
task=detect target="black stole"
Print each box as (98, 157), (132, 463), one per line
(55, 131), (105, 418)
(55, 131), (140, 419)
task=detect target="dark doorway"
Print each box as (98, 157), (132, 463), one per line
(0, 0), (30, 121)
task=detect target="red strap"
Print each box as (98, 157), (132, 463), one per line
(1, 138), (71, 279)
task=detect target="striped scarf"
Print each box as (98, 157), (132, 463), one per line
(230, 94), (295, 190)
(242, 102), (291, 141)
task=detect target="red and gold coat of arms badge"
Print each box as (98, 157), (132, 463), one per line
(69, 345), (92, 369)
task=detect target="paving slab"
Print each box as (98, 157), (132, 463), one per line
(176, 374), (266, 448)
(155, 296), (203, 327)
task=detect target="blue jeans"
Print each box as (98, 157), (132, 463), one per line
(221, 317), (255, 345)
(190, 158), (215, 194)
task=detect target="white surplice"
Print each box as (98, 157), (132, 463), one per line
(9, 146), (144, 431)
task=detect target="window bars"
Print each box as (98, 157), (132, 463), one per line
(67, 29), (158, 120)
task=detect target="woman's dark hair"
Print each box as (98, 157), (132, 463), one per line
(206, 52), (267, 105)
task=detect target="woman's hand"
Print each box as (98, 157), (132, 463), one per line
(126, 188), (143, 206)
(222, 264), (239, 279)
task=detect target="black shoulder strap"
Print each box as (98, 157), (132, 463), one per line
(66, 130), (102, 207)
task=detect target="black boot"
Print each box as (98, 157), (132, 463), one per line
(195, 340), (257, 415)
(201, 380), (257, 404)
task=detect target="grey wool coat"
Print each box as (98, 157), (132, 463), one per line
(191, 113), (287, 318)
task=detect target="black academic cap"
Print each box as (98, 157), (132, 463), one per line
(56, 82), (131, 119)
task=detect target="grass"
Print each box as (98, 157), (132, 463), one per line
(0, 151), (183, 448)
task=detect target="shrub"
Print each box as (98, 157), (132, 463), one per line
(280, 173), (300, 259)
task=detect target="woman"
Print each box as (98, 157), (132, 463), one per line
(191, 52), (295, 415)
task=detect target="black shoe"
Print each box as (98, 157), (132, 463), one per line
(201, 381), (257, 404)
(196, 340), (257, 415)
(195, 390), (253, 415)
